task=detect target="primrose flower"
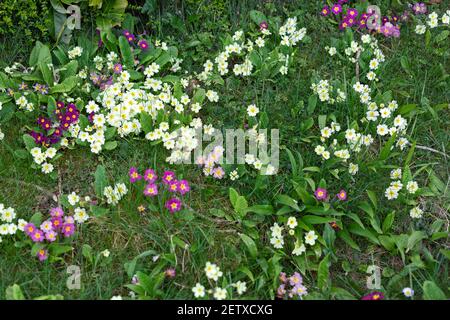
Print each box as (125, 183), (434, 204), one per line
(292, 284), (308, 297)
(337, 190), (347, 201)
(162, 171), (176, 184)
(320, 6), (330, 16)
(213, 288), (227, 300)
(165, 268), (176, 278)
(24, 223), (36, 236)
(347, 8), (358, 18)
(314, 188), (327, 200)
(289, 272), (303, 286)
(402, 287), (414, 298)
(129, 167), (142, 183)
(331, 4), (342, 15)
(409, 207), (423, 219)
(361, 292), (384, 300)
(40, 221), (53, 233)
(31, 229), (44, 242)
(177, 180), (190, 195)
(143, 183), (158, 197)
(138, 39), (149, 50)
(192, 283), (206, 298)
(144, 169), (157, 183)
(168, 181), (179, 193)
(51, 217), (63, 230)
(165, 198), (182, 213)
(259, 21), (268, 31)
(304, 230), (318, 246)
(37, 249), (48, 261)
(45, 230), (57, 242)
(61, 223), (75, 237)
(113, 63), (123, 74)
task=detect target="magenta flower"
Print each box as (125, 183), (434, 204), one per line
(31, 230), (44, 242)
(162, 171), (176, 185)
(45, 230), (57, 242)
(259, 21), (268, 31)
(50, 207), (64, 217)
(361, 291), (384, 300)
(165, 268), (176, 278)
(331, 4), (342, 15)
(212, 167), (225, 179)
(24, 223), (36, 236)
(168, 181), (179, 193)
(61, 223), (75, 237)
(56, 101), (65, 109)
(276, 284), (286, 299)
(144, 169), (157, 183)
(113, 63), (123, 74)
(289, 272), (303, 286)
(337, 190), (347, 201)
(165, 198), (182, 213)
(177, 180), (190, 195)
(37, 249), (48, 261)
(314, 188), (328, 200)
(347, 8), (358, 18)
(320, 6), (330, 16)
(129, 167), (142, 183)
(143, 183), (158, 197)
(279, 272), (287, 283)
(51, 217), (63, 231)
(138, 39), (149, 50)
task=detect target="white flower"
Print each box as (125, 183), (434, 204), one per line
(292, 242), (306, 256)
(1, 207), (15, 223)
(68, 192), (80, 206)
(247, 104), (259, 117)
(377, 124), (389, 136)
(74, 207), (89, 224)
(409, 207), (423, 219)
(213, 287), (227, 300)
(233, 281), (247, 295)
(41, 162), (54, 174)
(101, 249), (110, 258)
(270, 236), (284, 249)
(349, 163), (359, 175)
(415, 25), (426, 34)
(390, 168), (402, 180)
(110, 295), (122, 300)
(204, 262), (223, 281)
(304, 230), (318, 246)
(385, 187), (399, 200)
(287, 216), (298, 229)
(406, 181), (419, 194)
(192, 283), (206, 298)
(402, 287), (414, 298)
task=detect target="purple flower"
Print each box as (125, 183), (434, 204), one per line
(165, 198), (182, 213)
(289, 272), (303, 286)
(138, 39), (149, 50)
(337, 190), (347, 201)
(37, 249), (48, 261)
(30, 229), (44, 242)
(113, 63), (123, 74)
(143, 183), (158, 197)
(50, 207), (64, 217)
(347, 8), (358, 18)
(24, 223), (36, 236)
(361, 291), (384, 300)
(144, 169), (157, 183)
(61, 223), (75, 237)
(314, 188), (328, 201)
(165, 268), (176, 278)
(331, 4), (342, 15)
(320, 6), (331, 17)
(129, 167), (142, 183)
(45, 230), (57, 242)
(177, 180), (190, 195)
(168, 181), (179, 193)
(162, 171), (176, 185)
(259, 21), (268, 31)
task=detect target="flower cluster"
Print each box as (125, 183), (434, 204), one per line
(269, 218), (318, 255)
(277, 272), (308, 299)
(104, 183), (128, 206)
(191, 262), (247, 300)
(129, 167), (190, 213)
(414, 10), (450, 35)
(321, 1), (401, 37)
(0, 204), (25, 243)
(196, 145), (226, 179)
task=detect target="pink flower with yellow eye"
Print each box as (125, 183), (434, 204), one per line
(143, 183), (158, 197)
(314, 188), (328, 201)
(337, 189), (347, 201)
(177, 180), (190, 195)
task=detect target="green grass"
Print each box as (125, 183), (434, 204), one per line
(0, 0), (449, 299)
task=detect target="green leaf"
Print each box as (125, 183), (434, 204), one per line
(229, 188), (239, 207)
(423, 281), (446, 300)
(48, 243), (73, 256)
(379, 133), (397, 161)
(104, 141), (118, 150)
(23, 134), (36, 150)
(119, 36), (134, 68)
(249, 10), (267, 25)
(302, 215), (336, 224)
(51, 76), (78, 93)
(239, 233), (258, 258)
(276, 194), (301, 212)
(382, 212), (395, 233)
(245, 205), (273, 216)
(317, 254), (331, 291)
(406, 231), (427, 252)
(5, 284), (25, 300)
(94, 165), (108, 198)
